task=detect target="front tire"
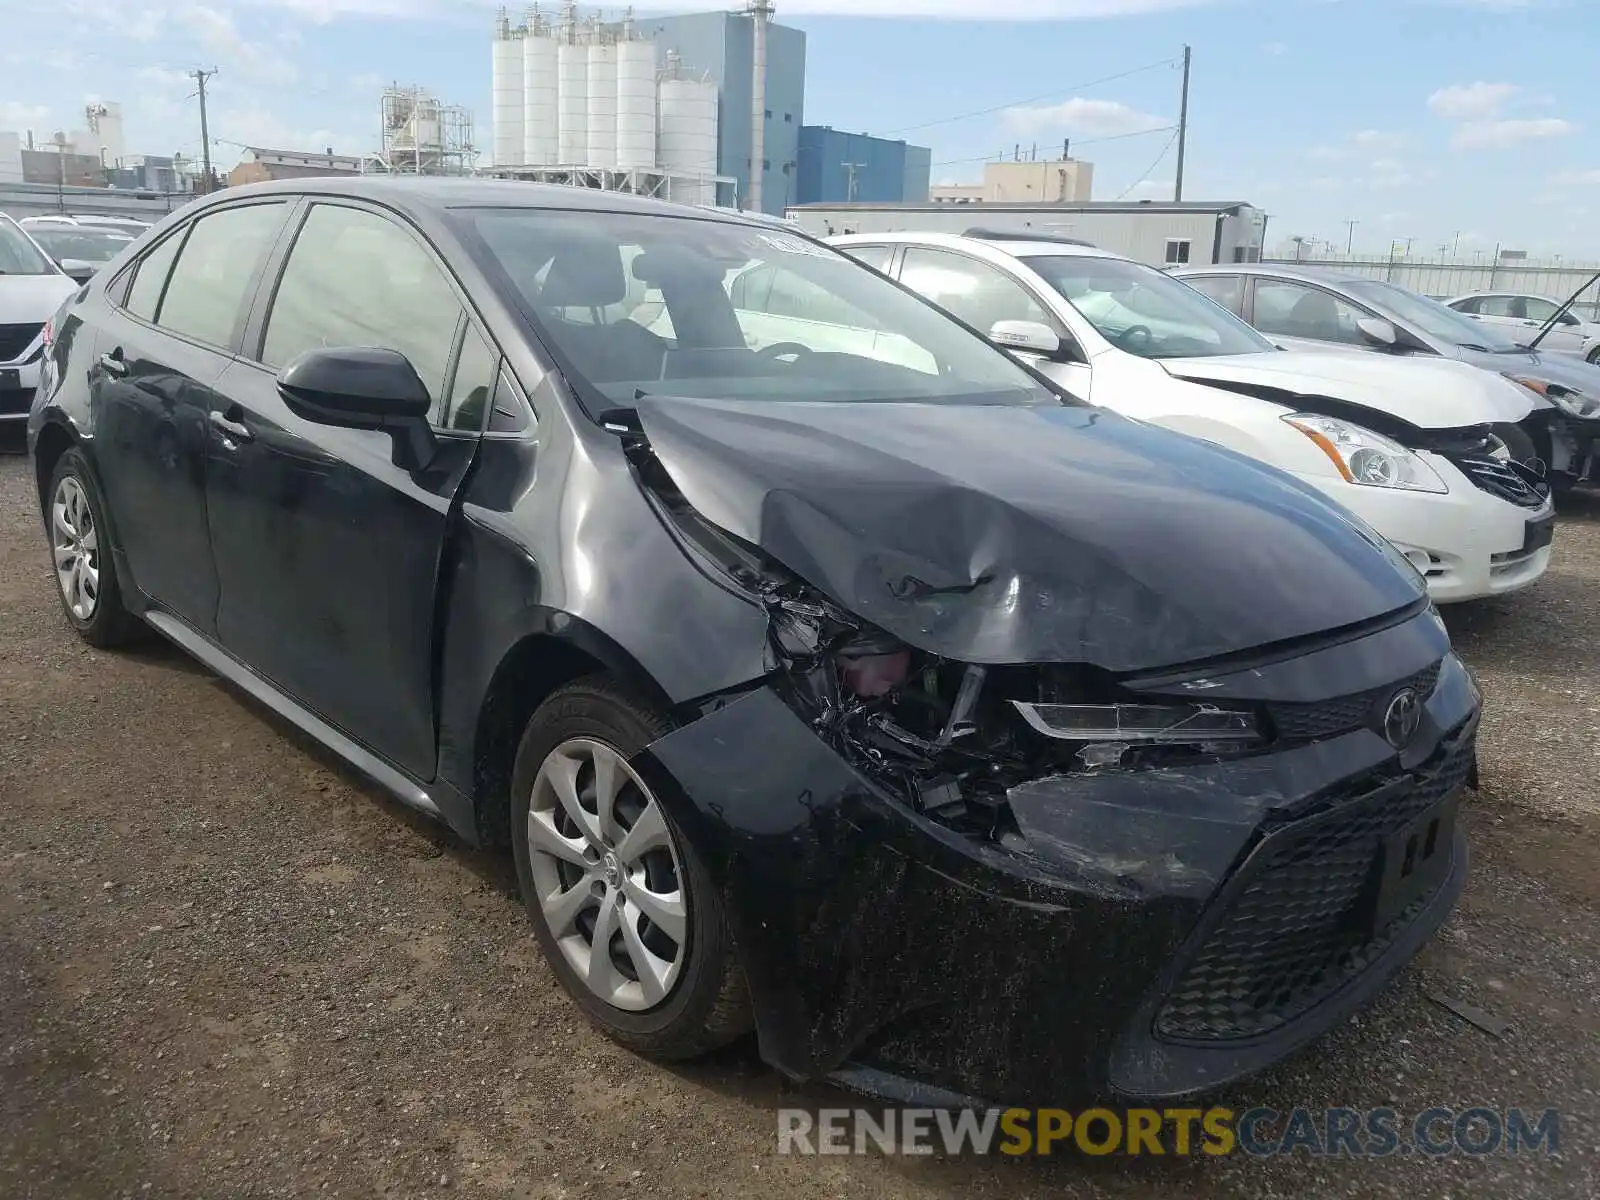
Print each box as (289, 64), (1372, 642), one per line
(45, 449), (140, 648)
(510, 676), (751, 1060)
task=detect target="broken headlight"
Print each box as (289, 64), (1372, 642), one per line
(1011, 701), (1263, 770)
(1284, 414), (1448, 494)
(1505, 375), (1600, 419)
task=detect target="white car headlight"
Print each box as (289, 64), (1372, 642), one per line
(1283, 414), (1449, 494)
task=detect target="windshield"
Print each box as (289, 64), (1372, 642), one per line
(455, 208), (1059, 411)
(1025, 255), (1277, 359)
(1344, 279), (1522, 352)
(0, 218), (57, 276)
(28, 227), (134, 264)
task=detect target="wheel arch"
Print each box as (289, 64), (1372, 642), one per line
(467, 614), (679, 849)
(31, 417), (78, 515)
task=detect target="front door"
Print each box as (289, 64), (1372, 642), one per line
(89, 200), (291, 635)
(204, 201), (492, 780)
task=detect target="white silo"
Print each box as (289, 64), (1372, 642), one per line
(615, 37), (658, 171)
(586, 39), (617, 169)
(491, 12), (525, 167)
(522, 12), (559, 167)
(557, 39), (588, 164)
(658, 60), (719, 206)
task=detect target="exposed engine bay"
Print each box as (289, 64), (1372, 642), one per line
(628, 436), (1267, 841)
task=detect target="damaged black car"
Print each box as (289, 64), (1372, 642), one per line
(29, 180), (1480, 1106)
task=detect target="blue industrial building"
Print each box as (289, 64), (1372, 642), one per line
(795, 127), (931, 206)
(636, 10), (806, 215)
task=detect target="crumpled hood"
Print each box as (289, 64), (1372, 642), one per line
(1161, 350), (1538, 427)
(634, 396), (1425, 672)
(0, 274), (76, 340)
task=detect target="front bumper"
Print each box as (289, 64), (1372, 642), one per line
(638, 637), (1480, 1106)
(1297, 459), (1552, 603)
(0, 357), (40, 422)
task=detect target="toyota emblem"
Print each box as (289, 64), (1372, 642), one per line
(1382, 688), (1422, 749)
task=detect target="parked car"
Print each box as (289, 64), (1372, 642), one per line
(23, 224), (136, 280)
(30, 179), (1480, 1106)
(1172, 263), (1600, 490)
(0, 212), (81, 426)
(20, 213), (154, 237)
(1445, 291), (1600, 363)
(830, 232), (1553, 603)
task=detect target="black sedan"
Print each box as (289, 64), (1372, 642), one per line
(28, 179), (1479, 1105)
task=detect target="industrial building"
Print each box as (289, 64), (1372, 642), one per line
(785, 200), (1269, 268)
(929, 152), (1094, 205)
(0, 103), (129, 187)
(227, 147), (366, 187)
(793, 126), (930, 206)
(488, 3), (804, 214)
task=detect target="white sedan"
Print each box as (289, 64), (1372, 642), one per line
(1445, 291), (1600, 364)
(822, 231), (1554, 604)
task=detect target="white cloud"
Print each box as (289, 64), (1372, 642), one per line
(1352, 129), (1409, 152)
(1452, 117), (1578, 150)
(0, 101), (51, 127)
(182, 5), (298, 83)
(1550, 168), (1600, 186)
(1263, 41), (1288, 55)
(1004, 97), (1169, 137)
(1427, 81), (1519, 120)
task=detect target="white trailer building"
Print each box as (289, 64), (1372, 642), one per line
(785, 200), (1268, 269)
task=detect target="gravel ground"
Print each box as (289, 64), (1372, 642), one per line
(1, 435), (1597, 1199)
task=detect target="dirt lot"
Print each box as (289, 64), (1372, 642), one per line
(1, 437), (1597, 1199)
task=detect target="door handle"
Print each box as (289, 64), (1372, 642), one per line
(208, 409), (255, 446)
(98, 349), (128, 377)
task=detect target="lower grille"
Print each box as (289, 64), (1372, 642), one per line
(1448, 453), (1549, 509)
(0, 322), (43, 363)
(1267, 660), (1442, 742)
(1154, 726), (1474, 1043)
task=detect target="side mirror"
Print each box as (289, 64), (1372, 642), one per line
(990, 319), (1061, 356)
(278, 347), (436, 470)
(1356, 316), (1400, 348)
(59, 258), (95, 284)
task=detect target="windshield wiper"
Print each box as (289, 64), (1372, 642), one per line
(1527, 268), (1600, 352)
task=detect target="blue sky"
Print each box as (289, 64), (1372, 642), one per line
(2, 0), (1596, 258)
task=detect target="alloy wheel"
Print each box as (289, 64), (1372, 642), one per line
(526, 737), (688, 1012)
(51, 476), (100, 621)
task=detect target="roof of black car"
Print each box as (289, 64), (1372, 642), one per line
(210, 177), (774, 226)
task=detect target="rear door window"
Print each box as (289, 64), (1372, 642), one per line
(124, 231), (187, 323)
(1183, 274), (1246, 317)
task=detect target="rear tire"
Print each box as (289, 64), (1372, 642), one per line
(510, 676), (751, 1060)
(45, 449), (140, 649)
(1587, 346), (1600, 365)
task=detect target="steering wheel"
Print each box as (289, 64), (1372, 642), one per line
(1116, 325), (1154, 352)
(755, 341), (813, 363)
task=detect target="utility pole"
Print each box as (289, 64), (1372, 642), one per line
(1173, 44), (1191, 202)
(1344, 218), (1359, 255)
(191, 67), (217, 194)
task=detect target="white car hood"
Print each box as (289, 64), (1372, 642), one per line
(0, 273), (77, 326)
(1159, 350), (1538, 428)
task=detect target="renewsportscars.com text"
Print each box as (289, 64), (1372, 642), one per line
(776, 1106), (1561, 1158)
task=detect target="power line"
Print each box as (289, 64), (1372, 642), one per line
(1114, 127), (1180, 200)
(876, 56), (1181, 138)
(931, 124), (1177, 169)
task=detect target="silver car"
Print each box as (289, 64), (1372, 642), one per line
(1173, 262), (1600, 491)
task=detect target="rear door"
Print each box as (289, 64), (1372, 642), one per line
(203, 200), (489, 780)
(89, 200), (292, 634)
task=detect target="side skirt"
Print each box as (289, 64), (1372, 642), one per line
(142, 609), (444, 822)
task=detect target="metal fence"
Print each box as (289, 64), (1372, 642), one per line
(0, 181), (195, 224)
(1265, 252), (1600, 321)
